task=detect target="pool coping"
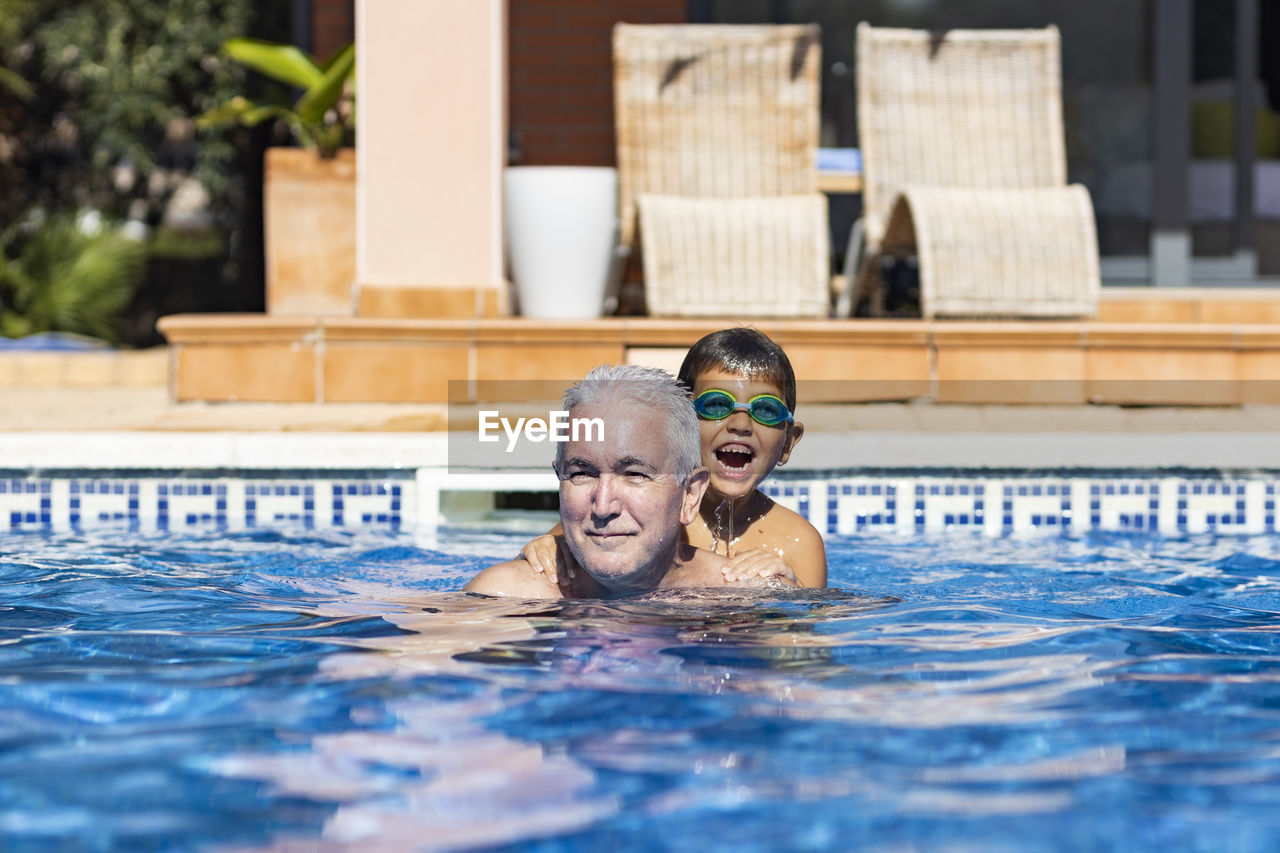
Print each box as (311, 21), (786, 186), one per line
(5, 428), (1280, 472)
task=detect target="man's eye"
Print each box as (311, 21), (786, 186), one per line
(566, 470), (594, 484)
(624, 470), (650, 481)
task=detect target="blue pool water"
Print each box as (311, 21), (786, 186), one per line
(5, 525), (1280, 851)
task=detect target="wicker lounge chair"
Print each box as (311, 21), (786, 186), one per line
(840, 24), (1100, 319)
(613, 23), (831, 317)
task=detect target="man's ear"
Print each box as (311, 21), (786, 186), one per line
(680, 467), (710, 525)
(778, 421), (804, 466)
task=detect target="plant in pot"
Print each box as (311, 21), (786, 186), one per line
(199, 38), (356, 316)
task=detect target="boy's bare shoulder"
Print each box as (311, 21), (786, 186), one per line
(758, 495), (823, 541)
(755, 495), (827, 587)
(464, 560), (563, 599)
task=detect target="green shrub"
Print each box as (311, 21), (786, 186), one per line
(0, 1), (293, 345)
(0, 0), (34, 100)
(0, 216), (146, 344)
(0, 0), (283, 227)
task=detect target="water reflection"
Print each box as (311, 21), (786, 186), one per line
(15, 528), (1277, 849)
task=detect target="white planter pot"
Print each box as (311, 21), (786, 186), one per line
(504, 166), (622, 319)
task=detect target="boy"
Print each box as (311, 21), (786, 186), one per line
(521, 328), (827, 588)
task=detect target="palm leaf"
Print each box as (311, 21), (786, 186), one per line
(239, 104), (296, 127)
(55, 231), (145, 340)
(0, 218), (145, 344)
(223, 37), (321, 90)
(318, 41), (353, 74)
(195, 95), (255, 129)
(296, 42), (353, 124)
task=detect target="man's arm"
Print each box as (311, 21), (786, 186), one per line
(464, 560), (563, 598)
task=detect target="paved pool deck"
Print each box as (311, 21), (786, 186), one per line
(3, 385), (1279, 471)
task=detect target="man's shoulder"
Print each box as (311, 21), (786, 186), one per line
(686, 545), (728, 571)
(658, 544), (728, 588)
(464, 560), (562, 598)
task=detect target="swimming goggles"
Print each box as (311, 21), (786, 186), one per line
(692, 389), (793, 426)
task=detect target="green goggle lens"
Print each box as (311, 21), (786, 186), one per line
(692, 389), (793, 426)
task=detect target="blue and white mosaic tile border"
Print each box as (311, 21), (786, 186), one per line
(0, 476), (411, 533)
(759, 475), (1280, 536)
(1, 472), (1278, 535)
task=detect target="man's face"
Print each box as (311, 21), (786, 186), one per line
(557, 398), (706, 594)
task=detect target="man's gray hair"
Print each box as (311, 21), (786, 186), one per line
(555, 363), (702, 482)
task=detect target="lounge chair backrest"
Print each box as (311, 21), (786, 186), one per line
(613, 23), (821, 249)
(856, 24), (1068, 247)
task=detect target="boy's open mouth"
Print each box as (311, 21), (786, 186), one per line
(714, 444), (755, 478)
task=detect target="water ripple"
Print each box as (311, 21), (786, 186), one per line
(3, 528), (1280, 850)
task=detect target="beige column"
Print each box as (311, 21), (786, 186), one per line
(354, 0), (507, 318)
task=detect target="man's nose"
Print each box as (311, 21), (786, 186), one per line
(591, 473), (622, 516)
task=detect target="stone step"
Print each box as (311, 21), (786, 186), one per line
(156, 301), (1280, 406)
(0, 348), (167, 389)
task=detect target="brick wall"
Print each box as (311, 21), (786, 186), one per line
(509, 0), (687, 166)
(312, 0), (355, 60)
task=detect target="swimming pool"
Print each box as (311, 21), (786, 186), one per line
(4, 501), (1280, 851)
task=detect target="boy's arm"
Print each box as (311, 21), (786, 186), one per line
(721, 549), (800, 586)
(465, 560), (563, 598)
(787, 520), (827, 588)
(754, 506), (828, 588)
(519, 522), (574, 583)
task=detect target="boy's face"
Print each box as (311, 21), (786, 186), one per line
(690, 368), (803, 501)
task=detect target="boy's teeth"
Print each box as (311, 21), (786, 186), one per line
(716, 447), (753, 471)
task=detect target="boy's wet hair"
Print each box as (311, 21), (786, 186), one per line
(677, 327), (797, 412)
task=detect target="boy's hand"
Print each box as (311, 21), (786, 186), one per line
(519, 534), (577, 585)
(721, 548), (800, 587)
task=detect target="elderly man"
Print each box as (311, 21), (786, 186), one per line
(466, 364), (759, 598)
